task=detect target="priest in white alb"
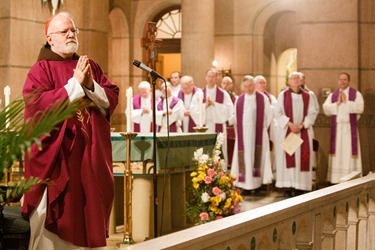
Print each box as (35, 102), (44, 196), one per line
(274, 72), (318, 196)
(190, 68), (234, 167)
(127, 81), (153, 132)
(231, 75), (273, 192)
(178, 75), (201, 132)
(156, 82), (184, 133)
(322, 72), (364, 184)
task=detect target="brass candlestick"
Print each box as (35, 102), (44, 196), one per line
(120, 132), (137, 245)
(193, 126), (208, 133)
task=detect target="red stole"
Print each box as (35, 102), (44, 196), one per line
(157, 97), (180, 132)
(178, 86), (197, 132)
(203, 87), (225, 133)
(283, 89), (310, 171)
(132, 94), (152, 132)
(330, 87), (358, 156)
(236, 92), (264, 182)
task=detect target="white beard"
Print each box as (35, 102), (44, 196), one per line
(54, 41), (78, 54)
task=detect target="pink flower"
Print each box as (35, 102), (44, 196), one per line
(204, 176), (213, 184)
(216, 216), (223, 220)
(200, 212), (209, 221)
(207, 168), (216, 177)
(212, 186), (221, 196)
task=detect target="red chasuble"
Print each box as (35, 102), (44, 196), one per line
(22, 44), (119, 248)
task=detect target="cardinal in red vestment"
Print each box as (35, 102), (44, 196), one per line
(22, 12), (119, 249)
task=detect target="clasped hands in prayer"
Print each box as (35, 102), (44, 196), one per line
(206, 96), (215, 107)
(337, 91), (347, 105)
(73, 55), (94, 91)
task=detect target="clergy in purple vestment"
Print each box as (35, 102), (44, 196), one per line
(127, 81), (153, 133)
(178, 75), (201, 132)
(323, 72), (364, 184)
(156, 82), (184, 132)
(231, 75), (273, 192)
(190, 68), (234, 168)
(22, 12), (119, 249)
(274, 72), (318, 196)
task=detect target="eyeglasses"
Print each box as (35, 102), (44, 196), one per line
(49, 28), (79, 36)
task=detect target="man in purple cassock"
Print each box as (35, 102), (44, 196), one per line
(22, 12), (119, 249)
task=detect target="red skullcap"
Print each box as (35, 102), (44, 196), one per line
(45, 15), (57, 35)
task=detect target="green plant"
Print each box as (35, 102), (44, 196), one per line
(0, 95), (87, 207)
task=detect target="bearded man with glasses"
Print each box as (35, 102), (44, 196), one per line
(22, 12), (119, 249)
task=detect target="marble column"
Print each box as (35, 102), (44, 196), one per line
(181, 0), (215, 87)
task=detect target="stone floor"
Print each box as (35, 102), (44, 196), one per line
(106, 186), (288, 249)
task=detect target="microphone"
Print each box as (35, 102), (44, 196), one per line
(132, 59), (165, 79)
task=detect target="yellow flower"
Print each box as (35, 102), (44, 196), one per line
(193, 182), (199, 189)
(224, 198), (232, 209)
(190, 171), (197, 177)
(210, 196), (222, 206)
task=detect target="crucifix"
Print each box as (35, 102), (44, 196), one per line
(140, 21), (163, 239)
(141, 21), (163, 83)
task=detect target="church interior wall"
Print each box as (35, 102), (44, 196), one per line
(0, 0), (374, 176)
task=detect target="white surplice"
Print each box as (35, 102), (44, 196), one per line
(182, 92), (193, 132)
(274, 89), (318, 191)
(129, 95), (153, 133)
(171, 84), (181, 98)
(155, 96), (184, 133)
(231, 92), (273, 190)
(190, 86), (234, 167)
(322, 87), (364, 183)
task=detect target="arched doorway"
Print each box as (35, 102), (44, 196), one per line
(153, 7), (181, 80)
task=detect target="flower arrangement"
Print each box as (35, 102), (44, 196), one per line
(186, 133), (243, 224)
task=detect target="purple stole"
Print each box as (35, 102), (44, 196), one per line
(236, 92), (265, 182)
(284, 89), (310, 171)
(330, 87), (358, 156)
(178, 86), (197, 132)
(203, 87), (225, 133)
(157, 97), (180, 132)
(132, 94), (152, 132)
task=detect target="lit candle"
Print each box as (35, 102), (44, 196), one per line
(126, 87), (133, 132)
(198, 92), (203, 128)
(4, 85), (10, 128)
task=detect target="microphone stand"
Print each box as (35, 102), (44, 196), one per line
(151, 74), (158, 238)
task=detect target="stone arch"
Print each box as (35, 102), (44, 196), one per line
(250, 0), (298, 96)
(109, 7), (130, 131)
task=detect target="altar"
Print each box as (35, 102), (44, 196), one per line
(110, 132), (217, 241)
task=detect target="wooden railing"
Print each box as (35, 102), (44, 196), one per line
(120, 174), (375, 250)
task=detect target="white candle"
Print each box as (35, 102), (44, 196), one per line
(4, 85), (10, 107)
(198, 92), (203, 128)
(126, 87), (133, 132)
(4, 85), (10, 128)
